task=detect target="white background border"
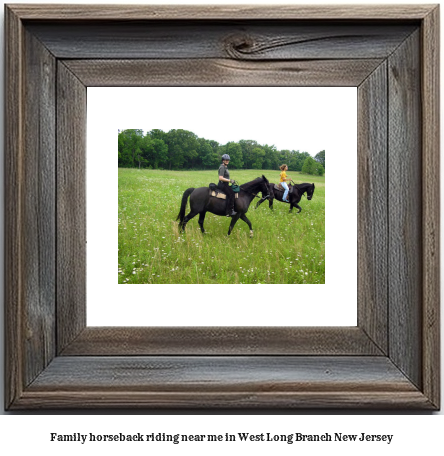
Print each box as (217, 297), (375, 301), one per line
(87, 87), (357, 326)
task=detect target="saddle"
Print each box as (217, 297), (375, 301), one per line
(274, 183), (294, 194)
(208, 183), (238, 199)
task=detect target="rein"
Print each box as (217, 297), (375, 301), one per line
(290, 180), (308, 198)
(236, 181), (267, 199)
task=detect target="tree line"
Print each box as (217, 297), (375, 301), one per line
(118, 129), (325, 175)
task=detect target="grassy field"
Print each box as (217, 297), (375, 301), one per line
(118, 168), (325, 284)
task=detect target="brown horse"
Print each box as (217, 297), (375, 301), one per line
(256, 182), (315, 213)
(176, 176), (270, 236)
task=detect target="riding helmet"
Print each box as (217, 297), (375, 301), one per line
(222, 154), (230, 161)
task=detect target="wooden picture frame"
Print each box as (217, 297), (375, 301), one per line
(5, 4), (440, 409)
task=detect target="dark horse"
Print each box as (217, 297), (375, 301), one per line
(256, 182), (315, 213)
(177, 176), (270, 236)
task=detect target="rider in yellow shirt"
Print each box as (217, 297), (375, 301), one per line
(279, 164), (291, 202)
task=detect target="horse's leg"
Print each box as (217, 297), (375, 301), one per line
(294, 203), (302, 213)
(181, 210), (199, 232)
(269, 197), (274, 210)
(255, 198), (265, 209)
(240, 213), (254, 238)
(198, 212), (206, 234)
(227, 213), (241, 236)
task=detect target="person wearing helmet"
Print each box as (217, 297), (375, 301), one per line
(218, 154), (237, 216)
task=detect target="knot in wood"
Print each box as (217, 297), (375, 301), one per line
(224, 34), (255, 59)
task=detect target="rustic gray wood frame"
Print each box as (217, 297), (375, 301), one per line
(5, 4), (440, 410)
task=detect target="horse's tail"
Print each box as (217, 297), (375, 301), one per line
(176, 188), (195, 225)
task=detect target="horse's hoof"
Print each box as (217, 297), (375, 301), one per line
(250, 230), (254, 238)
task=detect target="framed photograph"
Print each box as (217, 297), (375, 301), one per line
(5, 4), (440, 409)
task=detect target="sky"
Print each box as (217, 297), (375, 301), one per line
(91, 86), (356, 157)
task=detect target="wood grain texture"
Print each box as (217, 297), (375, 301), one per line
(4, 4), (24, 411)
(26, 22), (416, 60)
(16, 390), (433, 410)
(22, 28), (57, 387)
(28, 356), (418, 391)
(421, 6), (441, 409)
(357, 62), (388, 354)
(64, 58), (384, 87)
(56, 62), (87, 353)
(4, 4), (440, 410)
(14, 356), (433, 409)
(388, 31), (422, 389)
(7, 4), (435, 20)
(61, 327), (383, 356)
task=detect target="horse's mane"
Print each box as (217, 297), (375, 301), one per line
(295, 182), (314, 193)
(241, 176), (266, 191)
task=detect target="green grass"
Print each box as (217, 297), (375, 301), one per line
(118, 168), (325, 284)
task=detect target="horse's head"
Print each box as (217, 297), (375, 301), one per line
(306, 183), (315, 200)
(260, 175), (270, 199)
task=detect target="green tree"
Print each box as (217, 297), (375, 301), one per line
(263, 144), (279, 170)
(302, 156), (315, 175)
(135, 146), (148, 168)
(251, 147), (265, 169)
(208, 140), (221, 168)
(118, 129), (144, 168)
(118, 128), (319, 173)
(302, 156), (324, 176)
(316, 162), (325, 176)
(278, 149), (292, 169)
(148, 129), (167, 142)
(199, 138), (219, 169)
(163, 129), (199, 169)
(221, 142), (244, 169)
(314, 150), (325, 169)
(289, 151), (310, 171)
(150, 138), (169, 168)
(239, 139), (259, 169)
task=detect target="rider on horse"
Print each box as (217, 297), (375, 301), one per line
(218, 154), (237, 217)
(279, 164), (291, 203)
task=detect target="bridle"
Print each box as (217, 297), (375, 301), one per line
(236, 180), (270, 201)
(290, 180), (313, 199)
